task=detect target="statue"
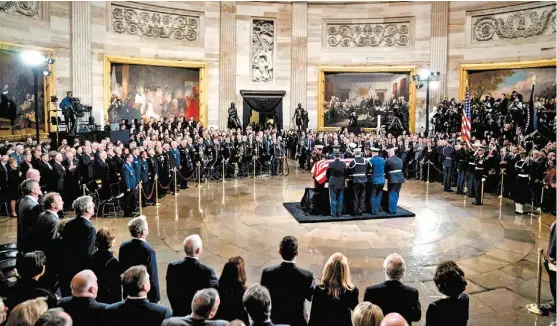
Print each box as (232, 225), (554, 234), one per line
(292, 103), (305, 131)
(348, 111), (358, 127)
(301, 107), (309, 131)
(227, 102), (241, 129)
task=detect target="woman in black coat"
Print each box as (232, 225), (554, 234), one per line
(426, 261), (469, 326)
(309, 253), (359, 326)
(214, 256), (249, 325)
(91, 228), (122, 304)
(7, 158), (22, 217)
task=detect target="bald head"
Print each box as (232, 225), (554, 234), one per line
(380, 313), (409, 326)
(26, 168), (40, 182)
(70, 270), (98, 298)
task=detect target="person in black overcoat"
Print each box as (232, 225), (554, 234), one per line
(214, 257), (249, 324)
(62, 151), (80, 211)
(17, 179), (44, 254)
(91, 228), (122, 304)
(7, 158), (22, 217)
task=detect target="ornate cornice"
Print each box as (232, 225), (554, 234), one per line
(324, 19), (411, 48)
(471, 4), (556, 42)
(110, 2), (200, 41)
(0, 1), (40, 19)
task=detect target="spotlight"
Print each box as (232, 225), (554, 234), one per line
(416, 82), (424, 89)
(21, 50), (45, 66)
(42, 69), (51, 77)
(418, 69), (430, 80)
(50, 95), (58, 103)
(46, 57), (55, 64)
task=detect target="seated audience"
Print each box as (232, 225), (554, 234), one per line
(167, 234), (218, 317)
(379, 313), (409, 326)
(0, 298), (7, 325)
(34, 308), (73, 326)
(5, 251), (57, 312)
(162, 288), (228, 326)
(214, 257), (249, 324)
(119, 216), (160, 303)
(260, 236), (314, 326)
(17, 179), (43, 254)
(59, 196), (97, 297)
(6, 298), (48, 326)
(308, 252), (358, 326)
(106, 265), (171, 326)
(363, 253), (420, 324)
(91, 228), (122, 304)
(425, 261), (469, 326)
(242, 284), (284, 326)
(351, 302), (384, 326)
(58, 270), (108, 326)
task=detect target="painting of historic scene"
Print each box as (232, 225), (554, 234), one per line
(108, 63), (200, 123)
(468, 67), (556, 102)
(324, 72), (410, 129)
(0, 48), (47, 137)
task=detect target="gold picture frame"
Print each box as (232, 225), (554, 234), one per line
(459, 59), (557, 100)
(317, 66), (417, 132)
(0, 41), (56, 141)
(103, 55), (208, 126)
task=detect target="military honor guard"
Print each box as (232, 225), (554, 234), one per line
(326, 149), (346, 217)
(123, 153), (139, 217)
(368, 148), (385, 215)
(513, 151), (531, 214)
(348, 148), (371, 216)
(385, 144), (404, 214)
(442, 140), (455, 192)
(472, 146), (487, 205)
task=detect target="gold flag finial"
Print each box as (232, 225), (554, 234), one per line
(532, 75), (536, 85)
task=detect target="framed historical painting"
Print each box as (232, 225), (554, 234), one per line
(318, 66), (417, 131)
(0, 41), (55, 141)
(459, 59), (557, 101)
(103, 55), (208, 126)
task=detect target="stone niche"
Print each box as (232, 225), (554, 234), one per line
(251, 19), (275, 83)
(468, 2), (556, 46)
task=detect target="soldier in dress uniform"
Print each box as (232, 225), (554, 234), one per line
(385, 144), (405, 214)
(369, 147), (385, 215)
(472, 146), (487, 205)
(139, 150), (150, 206)
(455, 143), (469, 194)
(326, 149), (346, 217)
(169, 142), (181, 193)
(122, 153), (138, 217)
(147, 148), (159, 202)
(132, 147), (141, 187)
(156, 146), (169, 197)
(513, 151), (531, 214)
(348, 148), (371, 216)
(179, 140), (193, 188)
(442, 139), (455, 192)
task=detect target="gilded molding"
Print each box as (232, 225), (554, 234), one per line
(458, 59), (557, 100)
(110, 2), (200, 41)
(252, 19), (275, 83)
(317, 66), (417, 132)
(0, 1), (40, 18)
(103, 55), (208, 127)
(325, 21), (411, 48)
(472, 5), (556, 42)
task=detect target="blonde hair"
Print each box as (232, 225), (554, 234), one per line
(351, 302), (384, 326)
(320, 252), (354, 299)
(6, 298), (48, 326)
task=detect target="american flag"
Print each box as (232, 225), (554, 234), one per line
(461, 86), (472, 144)
(311, 159), (352, 184)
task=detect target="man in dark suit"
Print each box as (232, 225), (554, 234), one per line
(363, 253), (421, 324)
(17, 179), (44, 254)
(326, 150), (346, 217)
(60, 196), (97, 297)
(162, 289), (228, 326)
(541, 222), (556, 313)
(260, 236), (315, 326)
(0, 155), (8, 198)
(35, 192), (62, 253)
(442, 140), (455, 192)
(53, 153), (66, 196)
(243, 284), (288, 326)
(385, 145), (405, 214)
(58, 270), (108, 326)
(119, 216), (160, 303)
(38, 153), (55, 192)
(106, 265), (171, 326)
(166, 234), (218, 317)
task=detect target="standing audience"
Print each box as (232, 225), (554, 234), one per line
(308, 252), (358, 326)
(34, 308), (73, 326)
(91, 228), (122, 304)
(167, 234), (218, 317)
(7, 158), (21, 218)
(364, 253), (421, 324)
(351, 302), (384, 326)
(214, 257), (249, 324)
(6, 298), (48, 326)
(17, 179), (43, 254)
(162, 288), (228, 326)
(118, 216), (160, 303)
(260, 236), (315, 326)
(57, 270), (108, 326)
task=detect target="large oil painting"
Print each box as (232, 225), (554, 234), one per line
(319, 68), (416, 131)
(0, 45), (52, 140)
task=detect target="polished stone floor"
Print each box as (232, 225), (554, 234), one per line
(0, 166), (555, 325)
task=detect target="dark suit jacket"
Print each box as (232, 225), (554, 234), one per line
(308, 285), (359, 326)
(363, 280), (421, 324)
(326, 159), (346, 189)
(260, 262), (315, 326)
(17, 195), (43, 253)
(61, 216), (96, 280)
(385, 156), (405, 184)
(5, 278), (58, 313)
(250, 321), (289, 326)
(106, 298), (171, 326)
(53, 162), (65, 191)
(58, 296), (108, 326)
(38, 160), (55, 191)
(214, 286), (249, 324)
(425, 293), (469, 326)
(35, 210), (60, 254)
(162, 316), (228, 326)
(119, 239), (160, 303)
(166, 257), (218, 316)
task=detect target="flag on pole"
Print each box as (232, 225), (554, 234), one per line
(461, 84), (472, 144)
(526, 76), (536, 133)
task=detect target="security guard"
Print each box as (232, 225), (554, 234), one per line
(442, 139), (455, 192)
(348, 148), (371, 216)
(122, 153), (138, 216)
(326, 149), (346, 217)
(369, 148), (385, 215)
(472, 146), (487, 205)
(385, 144), (405, 214)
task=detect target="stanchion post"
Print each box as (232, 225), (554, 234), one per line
(82, 184), (86, 196)
(526, 248), (546, 315)
(426, 161), (430, 184)
(138, 181), (143, 216)
(222, 160), (225, 183)
(481, 178), (485, 204)
(155, 175), (160, 206)
(499, 169), (505, 199)
(253, 158), (256, 178)
(174, 168), (178, 197)
(540, 181), (545, 208)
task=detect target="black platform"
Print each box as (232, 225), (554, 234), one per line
(283, 202), (415, 223)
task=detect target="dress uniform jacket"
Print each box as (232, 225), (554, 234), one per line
(385, 156), (405, 184)
(369, 156), (386, 184)
(326, 159), (347, 189)
(348, 157), (370, 184)
(123, 162), (137, 190)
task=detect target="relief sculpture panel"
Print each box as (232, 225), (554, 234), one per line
(252, 19), (274, 83)
(325, 21), (411, 48)
(472, 4), (556, 42)
(111, 2), (200, 41)
(0, 1), (40, 19)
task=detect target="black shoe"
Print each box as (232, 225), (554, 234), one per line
(540, 302), (556, 313)
(472, 202), (482, 205)
(514, 211), (524, 215)
(446, 189), (453, 192)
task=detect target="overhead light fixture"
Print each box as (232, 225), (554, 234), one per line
(42, 69), (51, 76)
(46, 57), (55, 64)
(418, 69), (430, 80)
(21, 50), (46, 66)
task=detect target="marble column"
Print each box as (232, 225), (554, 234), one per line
(429, 1), (448, 105)
(290, 2), (308, 127)
(219, 2), (236, 129)
(71, 1), (92, 106)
